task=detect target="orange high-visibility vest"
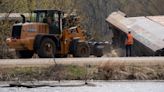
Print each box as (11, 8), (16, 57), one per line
(125, 33), (134, 45)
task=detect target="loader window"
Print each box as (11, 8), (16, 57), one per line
(37, 13), (46, 22)
(47, 12), (61, 34)
(32, 12), (47, 22)
(12, 25), (22, 39)
(32, 10), (63, 34)
(30, 13), (37, 22)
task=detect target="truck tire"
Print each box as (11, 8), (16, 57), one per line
(16, 50), (34, 58)
(37, 38), (56, 58)
(73, 42), (90, 57)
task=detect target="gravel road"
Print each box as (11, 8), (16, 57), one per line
(0, 57), (164, 67)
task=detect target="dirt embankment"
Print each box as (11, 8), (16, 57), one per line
(0, 61), (164, 81)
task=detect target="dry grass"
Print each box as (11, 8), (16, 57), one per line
(97, 62), (164, 80)
(0, 62), (164, 81)
(0, 65), (87, 81)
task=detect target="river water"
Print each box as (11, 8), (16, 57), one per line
(0, 81), (163, 92)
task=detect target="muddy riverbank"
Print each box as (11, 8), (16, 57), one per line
(0, 81), (164, 92)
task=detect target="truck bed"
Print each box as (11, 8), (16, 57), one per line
(106, 11), (164, 56)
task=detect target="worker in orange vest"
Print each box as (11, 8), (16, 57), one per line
(125, 31), (134, 57)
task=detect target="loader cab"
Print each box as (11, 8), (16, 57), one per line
(31, 9), (64, 34)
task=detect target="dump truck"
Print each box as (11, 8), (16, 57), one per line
(106, 11), (164, 56)
(6, 9), (104, 58)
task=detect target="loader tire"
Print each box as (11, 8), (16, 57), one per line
(55, 54), (67, 58)
(16, 50), (34, 58)
(73, 42), (90, 57)
(94, 48), (103, 57)
(37, 38), (56, 58)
